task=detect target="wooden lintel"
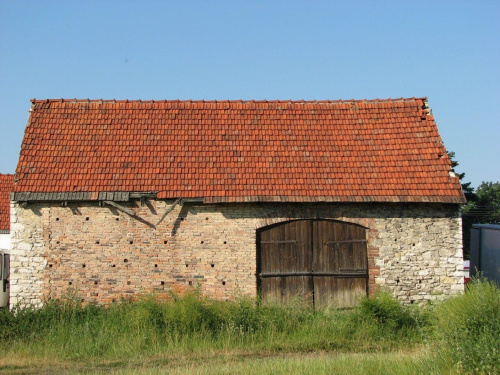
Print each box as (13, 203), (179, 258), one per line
(181, 198), (204, 203)
(156, 198), (182, 226)
(130, 192), (157, 199)
(103, 201), (135, 216)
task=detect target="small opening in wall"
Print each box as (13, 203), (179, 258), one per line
(223, 241), (227, 244)
(188, 281), (192, 285)
(124, 259), (128, 263)
(222, 281), (226, 286)
(201, 241), (204, 244)
(96, 240), (100, 244)
(211, 264), (214, 268)
(164, 240), (168, 244)
(410, 300), (415, 304)
(394, 239), (397, 242)
(55, 217), (59, 221)
(81, 299), (85, 302)
(82, 264), (86, 268)
(396, 279), (400, 284)
(185, 264), (189, 268)
(112, 264), (116, 268)
(69, 282), (72, 285)
(49, 264), (53, 268)
(412, 243), (415, 246)
(112, 299), (116, 303)
(56, 241), (60, 244)
(127, 281), (131, 285)
(116, 218), (119, 221)
(129, 240), (133, 244)
(161, 281), (165, 286)
(206, 217), (209, 220)
(154, 264), (158, 268)
(94, 281), (98, 285)
(86, 217), (89, 221)
(419, 279), (422, 284)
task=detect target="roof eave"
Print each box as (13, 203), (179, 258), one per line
(10, 191), (465, 205)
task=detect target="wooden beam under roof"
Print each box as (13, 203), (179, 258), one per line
(156, 198), (182, 226)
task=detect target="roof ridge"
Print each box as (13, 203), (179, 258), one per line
(30, 97), (427, 104)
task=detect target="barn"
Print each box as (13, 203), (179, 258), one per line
(9, 98), (465, 308)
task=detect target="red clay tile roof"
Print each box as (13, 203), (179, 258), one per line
(13, 98), (465, 204)
(0, 174), (14, 231)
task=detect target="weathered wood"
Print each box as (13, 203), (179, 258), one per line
(156, 198), (182, 226)
(130, 192), (157, 199)
(260, 271), (367, 278)
(258, 219), (368, 308)
(260, 240), (298, 244)
(181, 198), (203, 203)
(326, 239), (367, 244)
(259, 220), (313, 306)
(103, 201), (135, 216)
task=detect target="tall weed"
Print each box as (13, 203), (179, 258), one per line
(352, 291), (428, 344)
(432, 278), (500, 374)
(0, 290), (426, 360)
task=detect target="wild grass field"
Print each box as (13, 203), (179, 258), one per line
(0, 279), (499, 375)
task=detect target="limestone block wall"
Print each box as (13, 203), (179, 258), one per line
(9, 200), (463, 307)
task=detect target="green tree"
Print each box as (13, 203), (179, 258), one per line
(447, 151), (474, 199)
(447, 151), (476, 259)
(462, 181), (500, 259)
(463, 181), (500, 223)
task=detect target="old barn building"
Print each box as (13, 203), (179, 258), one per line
(10, 98), (465, 308)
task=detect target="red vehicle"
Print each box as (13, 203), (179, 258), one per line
(463, 260), (470, 285)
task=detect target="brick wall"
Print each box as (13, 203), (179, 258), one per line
(9, 200), (463, 307)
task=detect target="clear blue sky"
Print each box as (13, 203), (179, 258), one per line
(1, 1), (498, 189)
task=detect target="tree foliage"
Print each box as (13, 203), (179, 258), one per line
(447, 152), (499, 259)
(447, 151), (474, 198)
(463, 181), (500, 223)
(462, 181), (500, 259)
(475, 181), (500, 210)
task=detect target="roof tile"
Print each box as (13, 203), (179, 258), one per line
(13, 98), (465, 203)
(0, 174), (14, 231)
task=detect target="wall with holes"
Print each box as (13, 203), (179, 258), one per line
(9, 200), (463, 307)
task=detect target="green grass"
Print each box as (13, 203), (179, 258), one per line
(1, 280), (498, 374)
(431, 278), (500, 374)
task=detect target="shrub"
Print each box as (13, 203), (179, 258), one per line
(357, 291), (422, 332)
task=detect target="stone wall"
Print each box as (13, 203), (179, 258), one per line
(9, 200), (463, 307)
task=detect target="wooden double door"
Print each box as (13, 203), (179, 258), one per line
(257, 219), (368, 308)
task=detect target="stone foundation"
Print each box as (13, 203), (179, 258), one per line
(9, 200), (463, 307)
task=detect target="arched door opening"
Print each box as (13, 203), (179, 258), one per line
(257, 219), (368, 308)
